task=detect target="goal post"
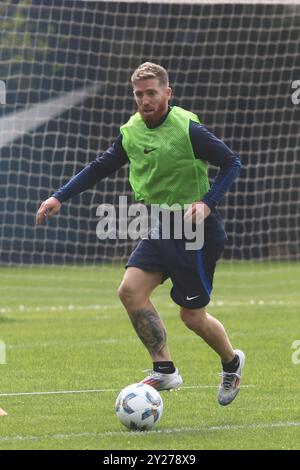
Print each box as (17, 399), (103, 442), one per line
(0, 0), (299, 266)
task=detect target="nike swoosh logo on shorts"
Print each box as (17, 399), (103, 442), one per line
(186, 295), (201, 300)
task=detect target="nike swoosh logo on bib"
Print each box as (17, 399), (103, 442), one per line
(144, 147), (158, 154)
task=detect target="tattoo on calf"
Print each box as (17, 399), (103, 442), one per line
(129, 308), (166, 354)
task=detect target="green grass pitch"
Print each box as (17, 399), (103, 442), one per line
(0, 262), (299, 450)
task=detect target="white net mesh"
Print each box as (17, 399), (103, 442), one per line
(0, 0), (299, 265)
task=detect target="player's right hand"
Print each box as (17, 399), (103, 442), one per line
(35, 197), (62, 225)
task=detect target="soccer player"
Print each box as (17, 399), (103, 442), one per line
(36, 62), (245, 406)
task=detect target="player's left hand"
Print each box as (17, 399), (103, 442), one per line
(183, 201), (211, 224)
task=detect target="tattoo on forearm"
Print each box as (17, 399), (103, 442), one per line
(129, 308), (167, 354)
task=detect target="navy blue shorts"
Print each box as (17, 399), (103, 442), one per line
(126, 237), (224, 309)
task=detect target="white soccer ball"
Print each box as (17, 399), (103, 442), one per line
(115, 383), (163, 431)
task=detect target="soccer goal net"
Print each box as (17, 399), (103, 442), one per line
(1, 0), (299, 266)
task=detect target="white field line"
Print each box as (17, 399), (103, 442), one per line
(0, 304), (121, 314)
(6, 337), (137, 349)
(0, 286), (103, 292)
(1, 299), (299, 315)
(0, 421), (299, 443)
(0, 384), (254, 398)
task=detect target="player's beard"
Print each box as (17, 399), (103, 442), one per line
(139, 101), (169, 126)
